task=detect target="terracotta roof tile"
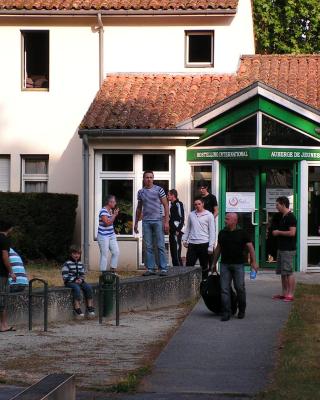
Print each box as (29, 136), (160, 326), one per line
(0, 0), (238, 11)
(80, 55), (320, 129)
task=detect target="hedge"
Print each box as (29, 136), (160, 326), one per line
(0, 192), (78, 262)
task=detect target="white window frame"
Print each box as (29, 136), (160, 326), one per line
(21, 30), (49, 91)
(95, 151), (174, 267)
(0, 155), (10, 192)
(300, 160), (320, 272)
(185, 30), (214, 68)
(21, 155), (49, 192)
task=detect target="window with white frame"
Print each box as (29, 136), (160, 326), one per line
(0, 156), (10, 192)
(185, 31), (214, 67)
(22, 30), (49, 90)
(21, 156), (49, 193)
(95, 152), (173, 237)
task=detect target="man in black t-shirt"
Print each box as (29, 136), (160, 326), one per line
(213, 213), (258, 321)
(197, 180), (218, 217)
(0, 219), (16, 332)
(272, 196), (296, 302)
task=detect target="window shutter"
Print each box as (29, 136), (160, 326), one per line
(0, 157), (10, 191)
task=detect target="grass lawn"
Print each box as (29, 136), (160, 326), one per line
(256, 283), (320, 400)
(25, 261), (142, 287)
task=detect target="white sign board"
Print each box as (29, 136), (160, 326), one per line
(266, 189), (294, 212)
(226, 192), (256, 212)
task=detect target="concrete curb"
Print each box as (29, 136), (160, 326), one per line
(8, 266), (201, 326)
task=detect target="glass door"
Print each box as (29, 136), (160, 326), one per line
(222, 164), (260, 265)
(260, 166), (294, 268)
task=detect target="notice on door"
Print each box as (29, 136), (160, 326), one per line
(226, 192), (256, 212)
(266, 188), (294, 212)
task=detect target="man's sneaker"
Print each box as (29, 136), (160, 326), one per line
(143, 270), (156, 276)
(87, 306), (95, 317)
(74, 308), (84, 318)
(237, 311), (245, 319)
(221, 314), (230, 322)
(159, 271), (168, 277)
(283, 295), (294, 302)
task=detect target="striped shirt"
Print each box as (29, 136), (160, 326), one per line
(8, 248), (29, 286)
(61, 260), (86, 283)
(137, 185), (166, 221)
(98, 208), (115, 237)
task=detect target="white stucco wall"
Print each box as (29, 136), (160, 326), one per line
(103, 0), (254, 74)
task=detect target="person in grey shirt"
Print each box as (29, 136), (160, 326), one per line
(182, 197), (216, 280)
(134, 170), (169, 276)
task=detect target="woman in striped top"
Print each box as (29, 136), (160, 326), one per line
(97, 195), (120, 273)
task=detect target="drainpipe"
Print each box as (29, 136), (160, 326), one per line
(96, 13), (104, 87)
(82, 133), (90, 270)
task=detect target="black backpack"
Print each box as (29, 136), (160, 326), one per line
(200, 273), (238, 315)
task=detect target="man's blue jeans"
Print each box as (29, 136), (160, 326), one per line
(143, 219), (167, 271)
(220, 264), (246, 315)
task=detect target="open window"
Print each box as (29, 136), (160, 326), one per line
(22, 30), (49, 90)
(185, 31), (214, 68)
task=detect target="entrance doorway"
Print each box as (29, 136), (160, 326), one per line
(220, 163), (298, 269)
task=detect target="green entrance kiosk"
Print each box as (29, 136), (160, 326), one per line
(186, 83), (320, 272)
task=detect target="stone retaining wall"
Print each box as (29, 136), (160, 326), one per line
(7, 266), (201, 326)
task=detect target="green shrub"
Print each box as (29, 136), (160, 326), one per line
(0, 192), (78, 262)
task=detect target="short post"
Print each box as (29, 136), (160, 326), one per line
(28, 278), (49, 332)
(115, 275), (120, 327)
(98, 272), (120, 326)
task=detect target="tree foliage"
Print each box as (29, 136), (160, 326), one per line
(253, 0), (320, 54)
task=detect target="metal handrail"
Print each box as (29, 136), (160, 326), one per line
(28, 278), (48, 332)
(98, 272), (120, 326)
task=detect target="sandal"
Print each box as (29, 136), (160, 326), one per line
(272, 294), (285, 300)
(0, 327), (16, 332)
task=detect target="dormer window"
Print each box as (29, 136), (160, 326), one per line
(185, 31), (214, 68)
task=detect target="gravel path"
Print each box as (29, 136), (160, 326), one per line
(0, 307), (189, 390)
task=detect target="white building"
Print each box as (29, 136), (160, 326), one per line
(1, 1), (320, 273)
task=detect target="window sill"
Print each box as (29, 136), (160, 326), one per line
(185, 63), (214, 68)
(21, 88), (49, 92)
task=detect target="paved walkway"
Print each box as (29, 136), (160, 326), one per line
(133, 276), (291, 399)
(2, 272), (318, 400)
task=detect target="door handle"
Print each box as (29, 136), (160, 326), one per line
(251, 209), (258, 226)
(262, 209), (268, 225)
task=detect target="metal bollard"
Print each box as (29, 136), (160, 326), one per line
(98, 272), (120, 326)
(28, 278), (48, 332)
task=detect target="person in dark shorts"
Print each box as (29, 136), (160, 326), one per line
(198, 180), (218, 271)
(272, 196), (296, 302)
(182, 197), (215, 280)
(213, 213), (258, 321)
(167, 189), (184, 266)
(0, 219), (16, 332)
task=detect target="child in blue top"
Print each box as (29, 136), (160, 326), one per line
(8, 248), (29, 293)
